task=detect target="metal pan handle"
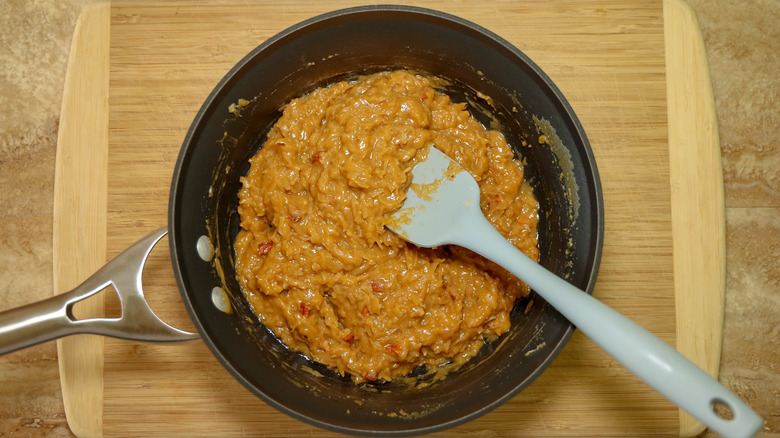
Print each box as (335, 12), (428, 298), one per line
(0, 228), (198, 355)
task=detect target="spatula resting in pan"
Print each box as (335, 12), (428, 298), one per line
(386, 146), (762, 438)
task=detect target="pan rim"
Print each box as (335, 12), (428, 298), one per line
(169, 4), (604, 436)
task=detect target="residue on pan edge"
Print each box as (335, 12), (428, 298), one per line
(228, 98), (251, 116)
(205, 215), (233, 315)
(524, 341), (547, 357)
(533, 115), (580, 222)
(533, 115), (579, 277)
(522, 322), (548, 356)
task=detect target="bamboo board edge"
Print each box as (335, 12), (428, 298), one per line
(664, 0), (725, 435)
(52, 2), (112, 437)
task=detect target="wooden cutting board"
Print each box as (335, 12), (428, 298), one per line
(52, 0), (724, 436)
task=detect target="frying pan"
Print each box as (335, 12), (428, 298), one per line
(0, 5), (602, 436)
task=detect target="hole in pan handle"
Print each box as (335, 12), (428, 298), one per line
(0, 227), (198, 356)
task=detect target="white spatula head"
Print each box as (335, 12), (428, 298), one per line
(386, 147), (481, 248)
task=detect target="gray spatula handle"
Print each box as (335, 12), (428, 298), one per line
(449, 207), (763, 438)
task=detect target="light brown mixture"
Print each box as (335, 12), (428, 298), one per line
(234, 70), (539, 383)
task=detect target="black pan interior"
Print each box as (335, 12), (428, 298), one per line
(169, 5), (603, 436)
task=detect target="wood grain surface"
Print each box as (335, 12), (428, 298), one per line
(52, 0), (722, 436)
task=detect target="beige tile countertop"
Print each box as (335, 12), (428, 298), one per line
(0, 0), (777, 436)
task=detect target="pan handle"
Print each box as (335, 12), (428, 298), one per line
(0, 228), (198, 356)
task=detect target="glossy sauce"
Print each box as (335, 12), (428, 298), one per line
(234, 70), (539, 383)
